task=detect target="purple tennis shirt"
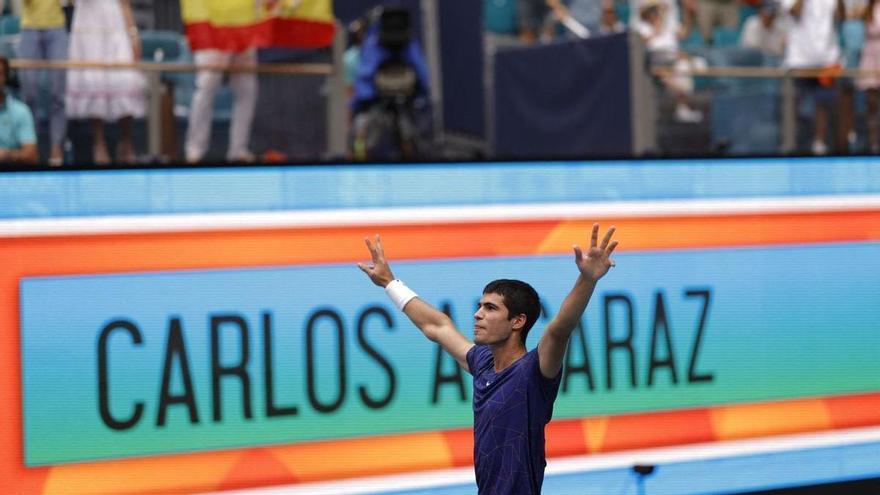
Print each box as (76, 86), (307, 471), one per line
(466, 345), (563, 494)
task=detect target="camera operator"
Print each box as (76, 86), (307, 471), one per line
(350, 6), (431, 161)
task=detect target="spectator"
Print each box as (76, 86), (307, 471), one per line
(697, 0), (740, 45)
(635, 0), (706, 122)
(66, 0), (145, 164)
(185, 49), (257, 163)
(344, 17), (367, 100)
(740, 1), (788, 57)
(599, 1), (627, 34)
(843, 0), (867, 19)
(781, 0), (845, 155)
(629, 0), (698, 43)
(0, 55), (38, 164)
(350, 6), (430, 161)
(839, 0), (866, 151)
(16, 0), (68, 166)
(518, 0), (554, 43)
(344, 17), (366, 160)
(858, 0), (880, 152)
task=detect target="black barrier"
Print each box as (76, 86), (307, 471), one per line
(438, 0), (485, 139)
(493, 32), (632, 158)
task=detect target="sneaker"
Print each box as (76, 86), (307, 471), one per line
(675, 103), (704, 123)
(811, 140), (828, 155)
(228, 151), (256, 163)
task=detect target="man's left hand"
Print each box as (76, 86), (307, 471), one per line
(573, 223), (618, 282)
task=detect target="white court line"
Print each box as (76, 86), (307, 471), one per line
(3, 194), (880, 237)
(208, 425), (880, 495)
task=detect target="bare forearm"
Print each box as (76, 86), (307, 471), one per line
(15, 145), (38, 164)
(120, 0), (137, 30)
(403, 298), (454, 341)
(1, 145), (37, 164)
(790, 0), (805, 18)
(549, 275), (597, 337)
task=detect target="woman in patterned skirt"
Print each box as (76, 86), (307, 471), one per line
(66, 0), (144, 164)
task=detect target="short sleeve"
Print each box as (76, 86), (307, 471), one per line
(531, 350), (563, 398)
(467, 345), (490, 375)
(14, 104), (36, 145)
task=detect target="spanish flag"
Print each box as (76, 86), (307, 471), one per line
(181, 0), (335, 51)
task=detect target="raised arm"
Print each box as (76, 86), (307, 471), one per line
(537, 224), (618, 378)
(788, 0), (805, 20)
(358, 235), (475, 371)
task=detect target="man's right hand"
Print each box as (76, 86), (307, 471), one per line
(357, 234), (395, 287)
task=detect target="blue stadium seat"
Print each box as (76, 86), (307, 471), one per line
(707, 46), (777, 93)
(712, 26), (740, 47)
(681, 29), (705, 53)
(484, 0), (518, 36)
(711, 90), (780, 154)
(0, 14), (19, 36)
(140, 30), (185, 62)
(614, 2), (630, 27)
(708, 46), (764, 67)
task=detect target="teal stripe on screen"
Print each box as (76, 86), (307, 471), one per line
(19, 241), (880, 465)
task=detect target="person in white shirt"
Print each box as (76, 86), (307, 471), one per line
(740, 1), (788, 58)
(635, 0), (707, 122)
(857, 0), (880, 151)
(781, 0), (845, 155)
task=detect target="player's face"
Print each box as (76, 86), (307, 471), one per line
(473, 292), (518, 345)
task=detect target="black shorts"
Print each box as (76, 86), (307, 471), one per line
(795, 76), (837, 104)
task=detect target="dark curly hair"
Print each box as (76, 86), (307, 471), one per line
(482, 279), (541, 345)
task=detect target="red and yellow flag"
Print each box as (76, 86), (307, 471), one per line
(181, 0), (335, 51)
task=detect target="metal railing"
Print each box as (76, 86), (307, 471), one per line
(648, 65), (880, 154)
(7, 23), (347, 161)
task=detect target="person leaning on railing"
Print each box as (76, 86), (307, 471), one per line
(65, 0), (145, 165)
(782, 0), (846, 155)
(739, 1), (788, 58)
(857, 0), (880, 152)
(634, 0), (707, 123)
(0, 55), (38, 164)
(9, 0), (68, 165)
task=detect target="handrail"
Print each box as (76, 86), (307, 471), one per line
(9, 59), (334, 75)
(651, 66), (880, 79)
(647, 64), (872, 154)
(12, 59), (875, 79)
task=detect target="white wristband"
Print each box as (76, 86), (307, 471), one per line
(385, 279), (418, 311)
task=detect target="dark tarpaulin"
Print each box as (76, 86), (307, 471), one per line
(493, 32), (632, 158)
(437, 0), (485, 138)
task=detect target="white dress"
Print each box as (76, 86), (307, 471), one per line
(66, 0), (145, 121)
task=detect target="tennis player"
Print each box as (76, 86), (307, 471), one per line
(358, 223), (618, 494)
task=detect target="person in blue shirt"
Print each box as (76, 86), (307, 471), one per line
(0, 55), (38, 164)
(350, 8), (430, 115)
(358, 223), (619, 494)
